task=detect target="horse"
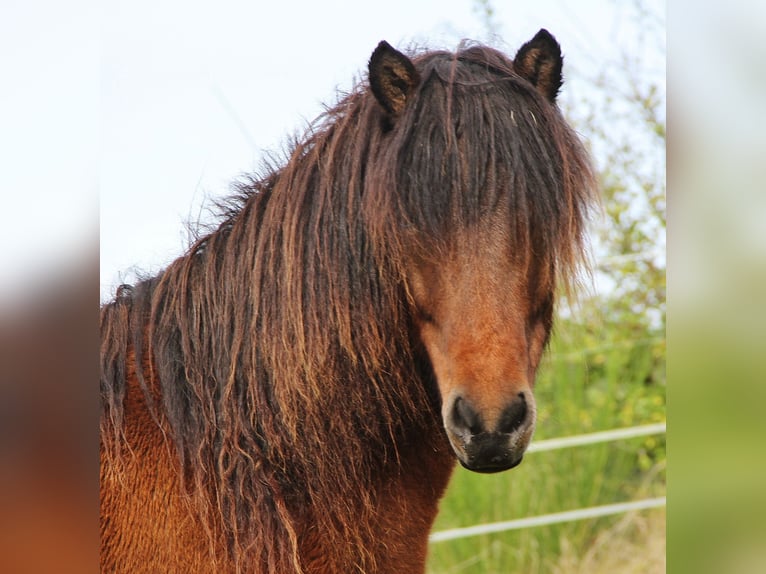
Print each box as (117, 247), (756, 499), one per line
(100, 29), (597, 573)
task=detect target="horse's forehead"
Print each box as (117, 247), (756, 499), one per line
(412, 226), (537, 287)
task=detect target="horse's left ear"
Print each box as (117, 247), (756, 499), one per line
(513, 29), (563, 103)
(369, 41), (420, 117)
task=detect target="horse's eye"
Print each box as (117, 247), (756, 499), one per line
(529, 295), (554, 327)
(415, 305), (436, 325)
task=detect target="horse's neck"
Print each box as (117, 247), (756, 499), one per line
(297, 420), (456, 574)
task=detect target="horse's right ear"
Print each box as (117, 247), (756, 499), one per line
(513, 29), (563, 103)
(369, 41), (419, 117)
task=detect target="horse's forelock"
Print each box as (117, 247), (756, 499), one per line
(364, 46), (596, 291)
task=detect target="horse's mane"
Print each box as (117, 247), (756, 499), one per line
(100, 42), (596, 571)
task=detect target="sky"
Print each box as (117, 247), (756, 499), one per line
(0, 0), (665, 302)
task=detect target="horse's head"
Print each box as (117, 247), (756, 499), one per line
(405, 223), (552, 473)
(367, 31), (590, 473)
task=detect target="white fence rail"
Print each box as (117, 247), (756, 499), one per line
(430, 497), (666, 543)
(429, 422), (667, 544)
(527, 422), (666, 453)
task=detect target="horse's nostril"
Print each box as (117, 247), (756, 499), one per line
(451, 397), (484, 435)
(496, 393), (528, 434)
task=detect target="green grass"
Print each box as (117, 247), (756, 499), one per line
(426, 330), (666, 573)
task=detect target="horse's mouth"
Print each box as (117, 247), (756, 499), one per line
(447, 430), (530, 474)
(458, 454), (524, 474)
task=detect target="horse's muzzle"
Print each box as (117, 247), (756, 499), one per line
(445, 392), (535, 473)
(456, 432), (525, 473)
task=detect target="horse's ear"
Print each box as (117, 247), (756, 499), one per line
(513, 29), (563, 103)
(369, 41), (420, 117)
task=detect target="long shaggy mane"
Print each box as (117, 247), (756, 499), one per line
(100, 42), (597, 572)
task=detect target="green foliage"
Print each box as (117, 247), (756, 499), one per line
(562, 1), (666, 335)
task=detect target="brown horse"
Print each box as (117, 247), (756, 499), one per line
(100, 30), (597, 573)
